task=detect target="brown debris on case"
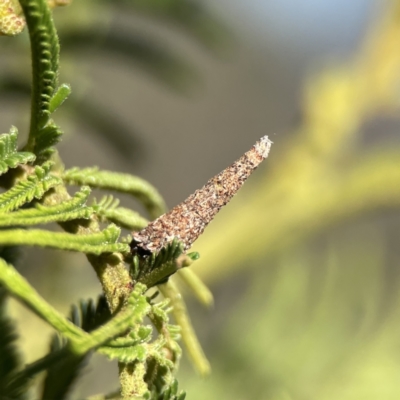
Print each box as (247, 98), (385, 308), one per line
(131, 136), (272, 254)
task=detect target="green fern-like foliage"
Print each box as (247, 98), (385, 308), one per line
(0, 0), (215, 398)
(131, 238), (188, 287)
(0, 126), (36, 175)
(19, 0), (59, 121)
(155, 380), (186, 400)
(0, 161), (62, 213)
(19, 0), (59, 147)
(32, 122), (63, 163)
(18, 0), (71, 163)
(0, 224), (128, 254)
(0, 186), (93, 226)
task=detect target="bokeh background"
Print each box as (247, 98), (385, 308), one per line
(2, 0), (400, 398)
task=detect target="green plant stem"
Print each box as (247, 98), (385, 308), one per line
(119, 361), (149, 399)
(159, 280), (210, 376)
(0, 259), (86, 340)
(177, 269), (213, 308)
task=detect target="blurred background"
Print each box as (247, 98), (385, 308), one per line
(2, 0), (400, 398)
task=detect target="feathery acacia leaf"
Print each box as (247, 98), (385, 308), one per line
(64, 167), (166, 219)
(33, 122), (63, 164)
(3, 0), (225, 397)
(155, 379), (186, 400)
(98, 342), (148, 363)
(82, 284), (150, 350)
(0, 186), (93, 227)
(0, 162), (62, 213)
(97, 291), (180, 384)
(94, 196), (148, 230)
(144, 299), (183, 399)
(149, 299), (182, 357)
(98, 206), (148, 231)
(7, 289), (149, 394)
(132, 238), (189, 287)
(19, 0), (67, 163)
(69, 295), (111, 333)
(19, 0), (60, 140)
(0, 224), (128, 254)
(0, 127), (36, 176)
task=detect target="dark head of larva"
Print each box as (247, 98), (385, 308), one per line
(130, 238), (152, 258)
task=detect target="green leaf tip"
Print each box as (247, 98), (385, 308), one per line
(156, 379), (186, 400)
(0, 186), (93, 227)
(187, 252), (200, 261)
(49, 83), (71, 113)
(0, 126), (36, 175)
(20, 0), (60, 116)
